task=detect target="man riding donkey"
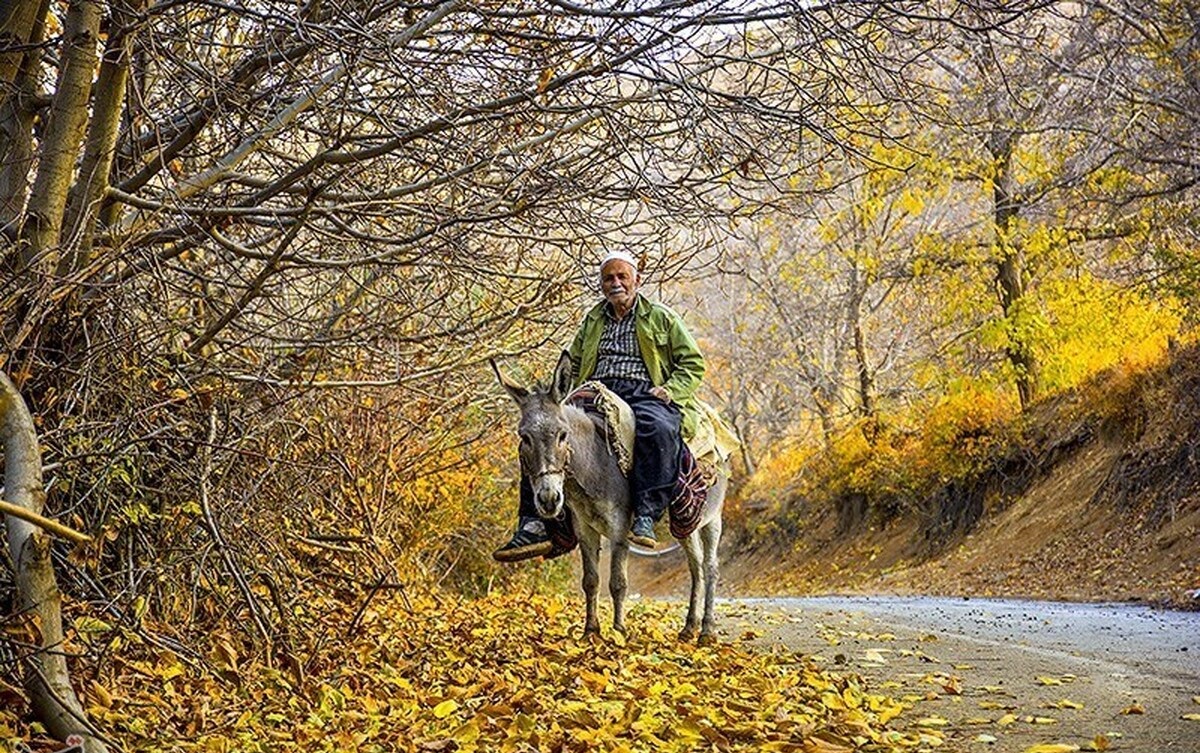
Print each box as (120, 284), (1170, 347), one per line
(493, 250), (707, 561)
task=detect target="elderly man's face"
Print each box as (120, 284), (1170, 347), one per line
(600, 260), (640, 314)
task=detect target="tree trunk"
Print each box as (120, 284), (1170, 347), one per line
(811, 386), (836, 452)
(0, 38), (37, 234)
(0, 0), (44, 111)
(16, 0), (101, 272)
(1, 372), (109, 753)
(990, 132), (1038, 409)
(852, 321), (874, 415)
(852, 315), (880, 445)
(0, 0), (48, 233)
(59, 0), (142, 276)
(846, 268), (876, 429)
(735, 419), (756, 475)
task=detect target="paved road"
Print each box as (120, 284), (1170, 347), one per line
(717, 596), (1200, 752)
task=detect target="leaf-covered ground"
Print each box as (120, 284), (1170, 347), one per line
(4, 592), (940, 753)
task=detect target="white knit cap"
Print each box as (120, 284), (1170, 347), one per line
(599, 250), (640, 274)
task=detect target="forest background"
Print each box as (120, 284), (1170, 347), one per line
(1, 0), (1198, 750)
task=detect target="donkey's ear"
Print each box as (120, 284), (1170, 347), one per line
(548, 350), (573, 403)
(490, 357), (528, 402)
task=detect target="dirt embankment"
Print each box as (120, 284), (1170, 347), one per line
(637, 345), (1200, 607)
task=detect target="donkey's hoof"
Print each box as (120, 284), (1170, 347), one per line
(582, 628), (602, 644)
(677, 629), (698, 643)
(697, 632), (718, 647)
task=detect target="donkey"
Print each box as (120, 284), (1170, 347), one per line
(493, 351), (728, 643)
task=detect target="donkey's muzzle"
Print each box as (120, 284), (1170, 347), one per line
(535, 487), (564, 519)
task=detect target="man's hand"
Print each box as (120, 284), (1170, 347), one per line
(649, 386), (672, 404)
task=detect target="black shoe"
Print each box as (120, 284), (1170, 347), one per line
(543, 541), (575, 560)
(493, 521), (553, 562)
(629, 516), (657, 548)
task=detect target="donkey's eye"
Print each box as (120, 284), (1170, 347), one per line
(558, 432), (567, 443)
(519, 435), (530, 446)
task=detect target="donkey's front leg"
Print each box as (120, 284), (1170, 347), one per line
(579, 530), (602, 639)
(608, 537), (629, 633)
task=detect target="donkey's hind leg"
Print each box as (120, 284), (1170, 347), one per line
(679, 532), (703, 641)
(698, 516), (723, 645)
(579, 530), (602, 639)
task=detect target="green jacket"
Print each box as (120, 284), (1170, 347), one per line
(568, 295), (706, 439)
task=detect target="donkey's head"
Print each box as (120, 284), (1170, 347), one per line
(491, 351), (574, 519)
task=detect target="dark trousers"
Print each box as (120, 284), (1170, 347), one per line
(519, 377), (682, 523)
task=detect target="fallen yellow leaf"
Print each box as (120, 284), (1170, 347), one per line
(90, 681), (113, 709)
(451, 719), (479, 743)
(842, 685), (863, 709)
(433, 699), (458, 719)
(1182, 713), (1200, 721)
(1023, 745), (1079, 753)
(1049, 699), (1084, 710)
(803, 737), (854, 753)
(1082, 735), (1110, 752)
(877, 702), (903, 725)
(863, 649), (888, 664)
(1035, 676), (1063, 686)
(578, 670), (608, 693)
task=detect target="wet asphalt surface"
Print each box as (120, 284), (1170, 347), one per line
(717, 596), (1200, 752)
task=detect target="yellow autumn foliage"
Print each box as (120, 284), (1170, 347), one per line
(739, 270), (1187, 527)
(1037, 271), (1183, 394)
(742, 382), (1021, 519)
